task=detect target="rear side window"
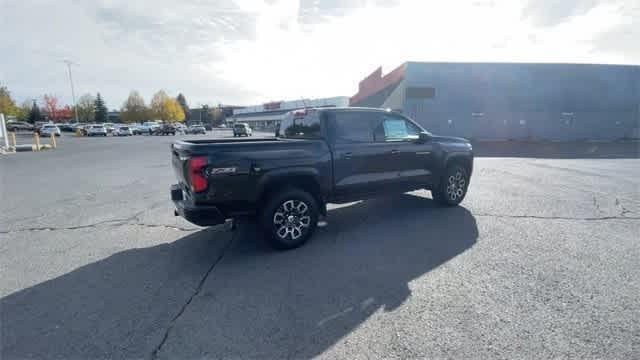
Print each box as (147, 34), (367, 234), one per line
(331, 111), (375, 143)
(278, 111), (322, 139)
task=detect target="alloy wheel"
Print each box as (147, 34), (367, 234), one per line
(273, 199), (312, 241)
(446, 170), (467, 201)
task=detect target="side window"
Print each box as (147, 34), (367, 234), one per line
(373, 115), (421, 142)
(332, 111), (375, 143)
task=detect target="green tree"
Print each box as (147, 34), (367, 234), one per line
(0, 85), (19, 116)
(17, 100), (32, 121)
(176, 93), (190, 121)
(76, 93), (95, 123)
(27, 100), (43, 124)
(94, 92), (108, 123)
(120, 90), (149, 123)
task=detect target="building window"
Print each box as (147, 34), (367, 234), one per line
(406, 87), (435, 99)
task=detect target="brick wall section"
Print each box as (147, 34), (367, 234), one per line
(350, 63), (406, 105)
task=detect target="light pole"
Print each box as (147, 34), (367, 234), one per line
(63, 60), (79, 123)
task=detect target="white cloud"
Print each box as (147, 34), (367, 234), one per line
(1, 0), (637, 108)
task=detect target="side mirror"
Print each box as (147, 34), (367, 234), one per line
(418, 132), (432, 142)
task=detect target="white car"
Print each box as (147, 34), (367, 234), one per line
(115, 126), (133, 136)
(140, 121), (160, 135)
(103, 123), (116, 134)
(39, 124), (61, 137)
(87, 125), (108, 137)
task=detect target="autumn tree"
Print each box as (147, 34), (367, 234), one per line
(151, 90), (185, 122)
(94, 92), (108, 123)
(59, 105), (73, 120)
(42, 94), (62, 122)
(150, 90), (169, 120)
(176, 93), (190, 120)
(120, 90), (149, 123)
(0, 85), (18, 116)
(164, 98), (185, 122)
(76, 93), (95, 123)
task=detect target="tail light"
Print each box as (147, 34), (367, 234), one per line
(188, 156), (208, 193)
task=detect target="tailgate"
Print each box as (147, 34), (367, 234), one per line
(171, 144), (190, 188)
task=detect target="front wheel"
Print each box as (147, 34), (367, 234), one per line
(261, 188), (319, 250)
(432, 164), (469, 206)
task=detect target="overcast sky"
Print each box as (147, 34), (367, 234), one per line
(1, 0), (637, 109)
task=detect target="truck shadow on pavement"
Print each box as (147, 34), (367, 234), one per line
(1, 193), (478, 359)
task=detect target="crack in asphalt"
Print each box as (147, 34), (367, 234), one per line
(0, 222), (200, 234)
(592, 194), (602, 214)
(475, 213), (640, 221)
(149, 224), (236, 360)
(0, 201), (200, 234)
(0, 218), (133, 234)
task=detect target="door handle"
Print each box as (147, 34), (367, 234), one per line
(343, 152), (353, 159)
(390, 149), (400, 154)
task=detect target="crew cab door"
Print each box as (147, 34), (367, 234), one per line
(372, 113), (436, 188)
(328, 111), (390, 200)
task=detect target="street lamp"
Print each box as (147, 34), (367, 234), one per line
(63, 59), (79, 123)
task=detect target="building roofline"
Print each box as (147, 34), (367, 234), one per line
(404, 60), (639, 68)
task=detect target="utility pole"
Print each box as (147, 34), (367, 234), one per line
(63, 59), (79, 123)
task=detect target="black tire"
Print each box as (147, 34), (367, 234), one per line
(261, 188), (319, 250)
(432, 164), (470, 206)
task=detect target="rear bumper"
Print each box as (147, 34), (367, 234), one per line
(171, 184), (226, 226)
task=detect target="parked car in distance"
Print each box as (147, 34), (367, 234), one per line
(57, 123), (75, 132)
(103, 123), (115, 134)
(152, 123), (177, 135)
(233, 123), (252, 137)
(87, 124), (108, 137)
(34, 121), (53, 133)
(39, 124), (61, 137)
(170, 107), (474, 250)
(115, 126), (133, 136)
(73, 124), (88, 136)
(174, 123), (187, 134)
(6, 121), (34, 132)
(186, 125), (206, 134)
(129, 125), (143, 135)
(140, 121), (160, 135)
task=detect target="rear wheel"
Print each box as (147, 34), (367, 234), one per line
(261, 188), (319, 250)
(432, 164), (469, 206)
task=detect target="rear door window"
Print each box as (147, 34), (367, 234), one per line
(330, 111), (376, 143)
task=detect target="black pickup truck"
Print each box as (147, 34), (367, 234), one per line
(171, 107), (473, 249)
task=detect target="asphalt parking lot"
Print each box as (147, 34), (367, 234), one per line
(1, 133), (639, 359)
